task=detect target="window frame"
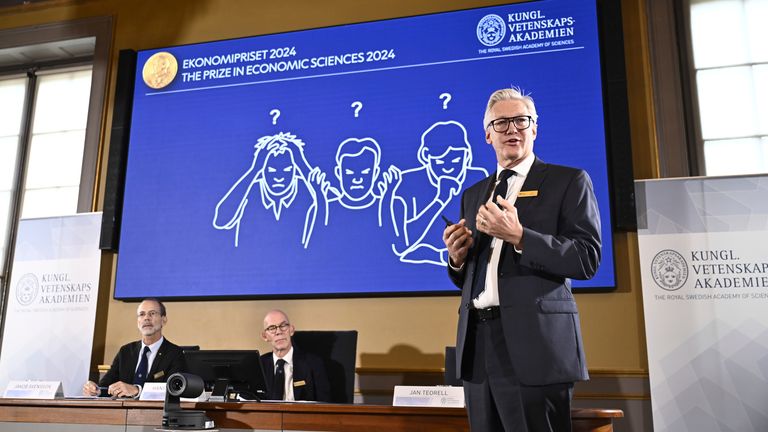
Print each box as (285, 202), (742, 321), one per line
(645, 0), (703, 177)
(0, 16), (112, 328)
(651, 0), (768, 177)
(0, 17), (112, 213)
(677, 0), (708, 176)
(687, 0), (768, 175)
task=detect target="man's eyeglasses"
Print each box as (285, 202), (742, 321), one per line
(487, 115), (534, 132)
(137, 310), (161, 319)
(264, 322), (291, 334)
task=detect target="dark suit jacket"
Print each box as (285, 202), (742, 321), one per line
(99, 338), (186, 387)
(449, 157), (601, 386)
(261, 349), (331, 402)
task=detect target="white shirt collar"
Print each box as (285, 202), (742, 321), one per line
(274, 346), (294, 366)
(142, 336), (164, 353)
(497, 152), (535, 179)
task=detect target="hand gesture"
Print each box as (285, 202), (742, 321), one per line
(377, 166), (402, 197)
(308, 167), (337, 197)
(437, 176), (461, 204)
(476, 196), (523, 248)
(443, 218), (473, 267)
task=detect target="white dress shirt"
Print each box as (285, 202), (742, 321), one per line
(136, 336), (164, 375)
(473, 153), (535, 308)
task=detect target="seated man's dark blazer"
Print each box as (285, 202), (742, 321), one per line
(98, 338), (186, 387)
(261, 349), (331, 402)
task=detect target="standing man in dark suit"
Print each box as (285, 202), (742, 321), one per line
(82, 298), (186, 397)
(260, 309), (330, 402)
(442, 87), (601, 431)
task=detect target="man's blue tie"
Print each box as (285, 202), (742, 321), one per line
(272, 359), (286, 400)
(134, 346), (151, 387)
(470, 169), (515, 300)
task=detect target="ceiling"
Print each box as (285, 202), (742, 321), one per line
(0, 37), (95, 70)
(0, 0), (50, 7)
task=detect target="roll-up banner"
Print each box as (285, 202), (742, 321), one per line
(636, 175), (768, 431)
(0, 213), (102, 397)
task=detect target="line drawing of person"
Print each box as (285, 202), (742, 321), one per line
(213, 132), (334, 249)
(327, 137), (400, 228)
(388, 120), (488, 265)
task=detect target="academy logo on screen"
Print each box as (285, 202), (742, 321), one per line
(651, 250), (688, 291)
(476, 14), (506, 46)
(15, 273), (39, 306)
(142, 51), (178, 89)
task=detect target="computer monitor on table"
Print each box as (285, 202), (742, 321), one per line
(183, 350), (267, 401)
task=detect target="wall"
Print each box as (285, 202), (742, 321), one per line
(0, 0), (658, 384)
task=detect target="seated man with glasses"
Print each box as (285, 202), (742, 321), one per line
(82, 298), (186, 398)
(260, 309), (330, 402)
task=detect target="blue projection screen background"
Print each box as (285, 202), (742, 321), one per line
(115, 0), (616, 299)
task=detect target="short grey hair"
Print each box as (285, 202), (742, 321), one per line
(483, 87), (538, 129)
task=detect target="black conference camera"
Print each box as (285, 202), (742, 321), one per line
(162, 373), (215, 430)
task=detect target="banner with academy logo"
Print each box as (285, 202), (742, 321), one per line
(636, 175), (768, 431)
(0, 213), (102, 398)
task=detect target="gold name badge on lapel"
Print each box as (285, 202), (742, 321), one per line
(153, 371), (165, 379)
(518, 190), (538, 198)
(294, 380), (307, 387)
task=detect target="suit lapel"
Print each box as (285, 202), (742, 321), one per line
(129, 341), (141, 370)
(469, 174), (496, 246)
(291, 350), (306, 400)
(263, 353), (275, 382)
(475, 173), (496, 215)
(121, 341), (142, 383)
(515, 158), (546, 218)
(465, 174), (496, 294)
(499, 158), (546, 261)
(147, 339), (165, 380)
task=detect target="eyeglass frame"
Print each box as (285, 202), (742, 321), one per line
(264, 321), (291, 334)
(486, 115), (535, 133)
(137, 310), (162, 319)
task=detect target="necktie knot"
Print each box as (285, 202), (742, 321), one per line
(498, 169), (515, 182)
(492, 169), (515, 209)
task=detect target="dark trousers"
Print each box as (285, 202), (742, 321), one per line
(462, 315), (573, 432)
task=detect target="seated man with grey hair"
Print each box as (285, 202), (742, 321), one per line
(260, 309), (330, 402)
(82, 298), (186, 398)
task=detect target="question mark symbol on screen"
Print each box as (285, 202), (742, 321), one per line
(269, 109), (281, 125)
(351, 101), (363, 118)
(439, 93), (452, 110)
